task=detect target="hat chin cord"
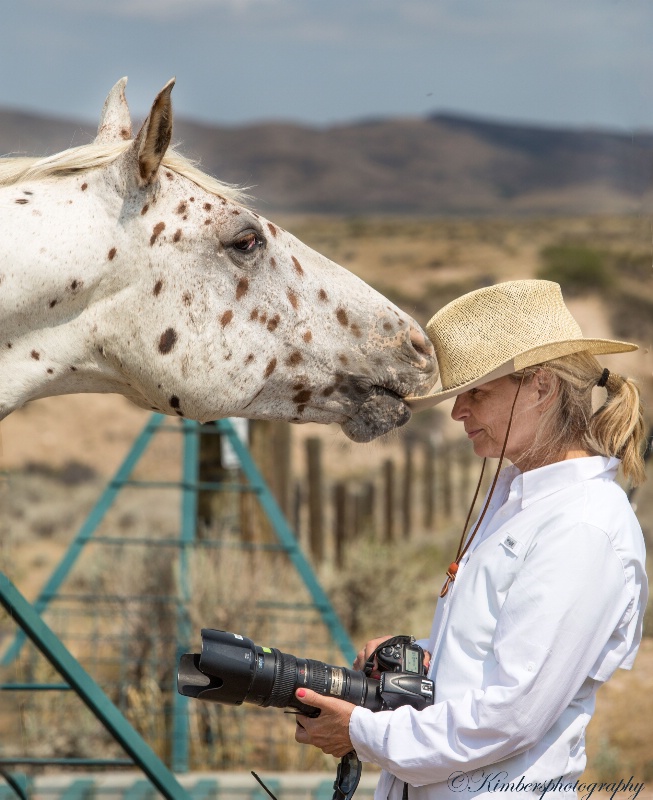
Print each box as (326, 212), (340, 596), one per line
(440, 373), (526, 598)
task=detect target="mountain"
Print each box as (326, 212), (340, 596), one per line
(1, 106), (652, 215)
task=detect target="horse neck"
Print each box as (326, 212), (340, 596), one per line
(0, 175), (129, 417)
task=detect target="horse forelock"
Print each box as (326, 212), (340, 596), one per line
(0, 140), (248, 204)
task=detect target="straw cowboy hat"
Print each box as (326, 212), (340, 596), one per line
(406, 279), (637, 411)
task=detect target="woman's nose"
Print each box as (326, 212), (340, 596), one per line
(451, 394), (469, 421)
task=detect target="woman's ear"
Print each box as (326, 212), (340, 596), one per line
(534, 368), (557, 408)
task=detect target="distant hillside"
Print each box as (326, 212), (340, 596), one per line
(1, 106), (652, 215)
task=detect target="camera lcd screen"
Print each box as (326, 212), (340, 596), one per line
(405, 648), (420, 673)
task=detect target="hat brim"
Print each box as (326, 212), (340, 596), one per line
(405, 337), (638, 412)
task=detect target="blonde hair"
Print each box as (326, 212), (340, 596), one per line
(513, 351), (647, 486)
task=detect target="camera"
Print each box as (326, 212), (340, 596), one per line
(177, 630), (434, 716)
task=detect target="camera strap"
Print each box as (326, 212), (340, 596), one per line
(333, 750), (362, 800)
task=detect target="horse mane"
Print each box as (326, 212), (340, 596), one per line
(0, 139), (248, 203)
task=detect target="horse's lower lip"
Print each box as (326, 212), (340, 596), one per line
(340, 385), (411, 443)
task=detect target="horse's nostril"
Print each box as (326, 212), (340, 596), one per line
(409, 324), (435, 361)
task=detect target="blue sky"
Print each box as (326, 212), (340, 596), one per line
(1, 0), (652, 130)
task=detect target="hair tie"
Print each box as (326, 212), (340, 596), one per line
(597, 368), (610, 388)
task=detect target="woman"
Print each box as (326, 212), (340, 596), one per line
(293, 280), (648, 799)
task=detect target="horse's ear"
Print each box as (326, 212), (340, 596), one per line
(131, 78), (175, 187)
(96, 77), (132, 144)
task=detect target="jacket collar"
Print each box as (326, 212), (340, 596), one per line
(509, 456), (620, 509)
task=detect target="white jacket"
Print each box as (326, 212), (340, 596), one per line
(349, 457), (647, 800)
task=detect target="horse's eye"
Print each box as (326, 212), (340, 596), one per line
(232, 232), (261, 253)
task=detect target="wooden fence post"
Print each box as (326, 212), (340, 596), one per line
(361, 481), (376, 539)
(383, 459), (395, 543)
(293, 480), (303, 542)
(423, 440), (435, 529)
(441, 441), (453, 519)
(402, 440), (414, 539)
(458, 442), (473, 508)
(306, 437), (325, 563)
(333, 482), (348, 568)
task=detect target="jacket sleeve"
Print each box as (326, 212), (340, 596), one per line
(348, 521), (633, 786)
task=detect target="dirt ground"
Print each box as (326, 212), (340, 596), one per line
(1, 214), (653, 779)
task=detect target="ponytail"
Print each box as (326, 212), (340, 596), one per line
(586, 371), (646, 486)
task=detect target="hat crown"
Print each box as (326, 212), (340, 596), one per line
(426, 280), (584, 391)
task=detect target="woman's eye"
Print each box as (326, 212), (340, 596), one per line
(232, 232), (260, 253)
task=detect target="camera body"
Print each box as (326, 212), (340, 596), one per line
(177, 629), (434, 716)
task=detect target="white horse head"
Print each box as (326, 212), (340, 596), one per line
(0, 79), (436, 442)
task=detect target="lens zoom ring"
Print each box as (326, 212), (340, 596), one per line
(307, 660), (328, 694)
(269, 651), (297, 708)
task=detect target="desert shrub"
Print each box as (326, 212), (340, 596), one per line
(537, 244), (613, 295)
(610, 291), (653, 342)
(613, 251), (653, 281)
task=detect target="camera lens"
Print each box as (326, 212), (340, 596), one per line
(177, 629), (382, 714)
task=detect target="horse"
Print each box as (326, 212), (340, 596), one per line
(0, 78), (436, 443)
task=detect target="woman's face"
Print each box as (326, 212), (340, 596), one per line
(451, 374), (549, 470)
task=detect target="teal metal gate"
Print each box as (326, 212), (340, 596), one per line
(0, 415), (356, 788)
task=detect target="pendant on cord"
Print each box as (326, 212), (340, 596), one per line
(440, 562), (459, 598)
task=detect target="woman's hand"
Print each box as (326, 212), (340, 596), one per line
(294, 689), (355, 758)
(353, 635), (394, 673)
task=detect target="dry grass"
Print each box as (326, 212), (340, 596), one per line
(1, 214), (652, 777)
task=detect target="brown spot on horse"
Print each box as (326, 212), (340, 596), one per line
(141, 203), (149, 216)
(264, 358), (277, 378)
(81, 183), (88, 191)
(336, 308), (349, 326)
(108, 247), (117, 260)
(31, 350), (40, 360)
(287, 290), (298, 310)
(182, 292), (192, 306)
(267, 314), (280, 332)
(286, 350), (302, 367)
(236, 277), (249, 300)
(267, 223), (278, 237)
(176, 201), (187, 215)
(150, 222), (165, 245)
(291, 256), (304, 276)
(170, 395), (181, 409)
(153, 280), (163, 296)
(350, 323), (362, 338)
(250, 308), (260, 321)
(49, 299), (58, 308)
(221, 310), (234, 327)
(293, 389), (312, 404)
(303, 331), (313, 343)
(158, 328), (178, 354)
(318, 289), (328, 302)
(203, 203), (212, 211)
(173, 229), (182, 243)
(245, 353), (255, 364)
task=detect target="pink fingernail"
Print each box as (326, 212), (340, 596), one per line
(297, 689), (306, 698)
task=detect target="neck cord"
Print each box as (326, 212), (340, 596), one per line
(440, 373), (525, 598)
